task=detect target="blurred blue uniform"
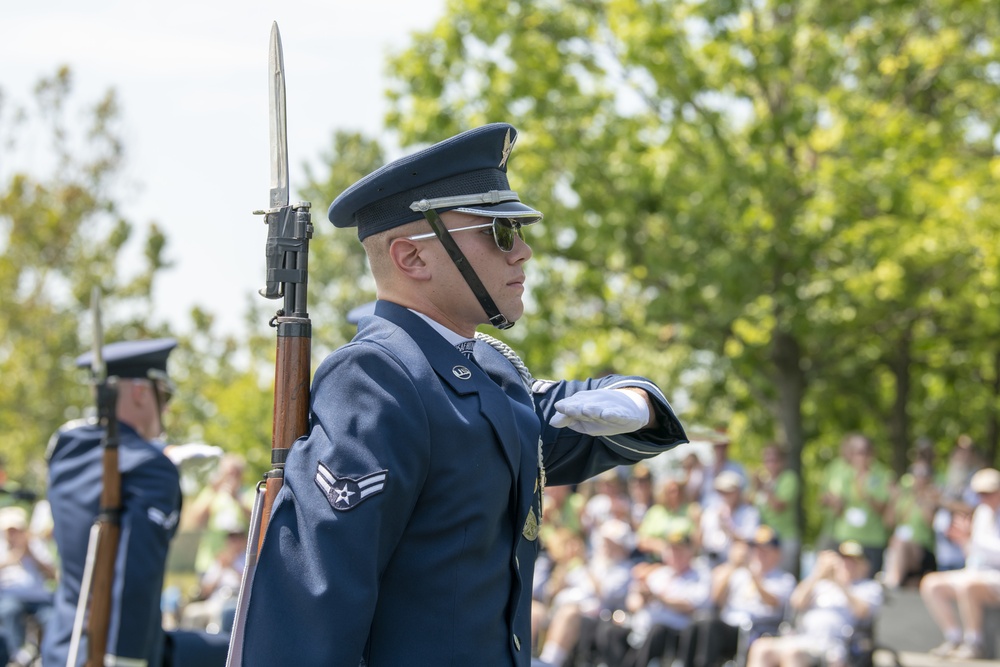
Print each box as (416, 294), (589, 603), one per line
(240, 301), (687, 666)
(44, 419), (180, 667)
(43, 339), (229, 667)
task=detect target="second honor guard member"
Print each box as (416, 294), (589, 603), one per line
(239, 123), (688, 666)
(44, 339), (229, 667)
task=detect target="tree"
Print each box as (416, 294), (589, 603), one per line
(0, 67), (174, 486)
(366, 0), (1000, 546)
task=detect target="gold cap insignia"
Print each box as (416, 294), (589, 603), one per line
(499, 128), (515, 168)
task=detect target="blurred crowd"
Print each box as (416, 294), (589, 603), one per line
(530, 431), (1000, 667)
(2, 429), (1000, 667)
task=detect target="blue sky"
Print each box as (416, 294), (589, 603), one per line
(1, 0), (444, 335)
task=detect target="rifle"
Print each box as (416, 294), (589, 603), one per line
(226, 23), (312, 666)
(67, 287), (121, 667)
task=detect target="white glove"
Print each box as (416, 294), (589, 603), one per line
(165, 442), (224, 465)
(549, 388), (650, 436)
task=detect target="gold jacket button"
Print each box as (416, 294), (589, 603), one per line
(513, 634), (521, 651)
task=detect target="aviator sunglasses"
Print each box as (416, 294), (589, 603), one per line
(405, 217), (527, 252)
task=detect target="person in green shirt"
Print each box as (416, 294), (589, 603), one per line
(882, 461), (938, 588)
(539, 483), (585, 546)
(751, 444), (801, 574)
(828, 434), (895, 574)
(817, 437), (856, 551)
(636, 477), (702, 561)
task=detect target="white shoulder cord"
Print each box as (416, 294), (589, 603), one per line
(475, 332), (546, 496)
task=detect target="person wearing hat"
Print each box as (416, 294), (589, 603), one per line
(920, 467), (1000, 660)
(750, 444), (800, 575)
(535, 518), (635, 667)
(746, 541), (883, 667)
(592, 527), (710, 667)
(43, 339), (230, 667)
(679, 525), (796, 667)
(237, 123), (688, 666)
(699, 427), (748, 508)
(699, 469), (761, 568)
(0, 505), (56, 665)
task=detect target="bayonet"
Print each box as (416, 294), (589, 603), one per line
(228, 23), (313, 666)
(258, 21), (303, 300)
(90, 287), (106, 382)
(268, 22), (289, 211)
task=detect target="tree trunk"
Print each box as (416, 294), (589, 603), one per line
(771, 329), (805, 578)
(887, 326), (913, 476)
(987, 349), (1000, 466)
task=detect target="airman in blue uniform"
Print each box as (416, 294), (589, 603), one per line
(237, 123), (688, 666)
(44, 339), (229, 667)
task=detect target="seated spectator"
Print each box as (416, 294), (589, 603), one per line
(0, 506), (56, 666)
(746, 541), (883, 667)
(535, 519), (636, 667)
(580, 470), (631, 553)
(932, 434), (982, 571)
(627, 465), (656, 531)
(539, 484), (585, 546)
(921, 467), (1000, 660)
(699, 470), (760, 568)
(751, 444), (800, 575)
(532, 527), (591, 654)
(680, 451), (706, 505)
(700, 430), (747, 509)
(679, 525), (796, 667)
(186, 453), (252, 574)
(179, 529), (246, 635)
(636, 477), (701, 562)
(592, 528), (711, 667)
(882, 461), (938, 589)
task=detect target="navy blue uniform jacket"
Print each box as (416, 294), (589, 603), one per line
(241, 301), (686, 666)
(44, 420), (181, 667)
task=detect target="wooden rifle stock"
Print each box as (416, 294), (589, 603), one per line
(259, 324), (311, 550)
(86, 379), (121, 667)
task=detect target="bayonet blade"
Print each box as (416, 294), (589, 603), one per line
(90, 286), (106, 382)
(268, 21), (289, 209)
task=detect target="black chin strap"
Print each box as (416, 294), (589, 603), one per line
(421, 209), (514, 330)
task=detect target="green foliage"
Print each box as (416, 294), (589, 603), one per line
(6, 3), (1000, 547)
(0, 67), (172, 487)
(0, 69), (271, 486)
(300, 130), (388, 356)
(374, 0), (1000, 540)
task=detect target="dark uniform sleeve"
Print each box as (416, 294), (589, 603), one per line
(108, 450), (180, 665)
(533, 375), (687, 486)
(241, 343), (431, 666)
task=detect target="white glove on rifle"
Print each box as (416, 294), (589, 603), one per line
(549, 388), (650, 436)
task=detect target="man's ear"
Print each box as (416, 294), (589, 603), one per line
(389, 238), (432, 280)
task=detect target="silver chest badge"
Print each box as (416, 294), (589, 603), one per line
(453, 365), (472, 380)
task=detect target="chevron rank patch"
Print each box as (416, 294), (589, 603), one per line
(148, 507), (179, 530)
(315, 462), (388, 511)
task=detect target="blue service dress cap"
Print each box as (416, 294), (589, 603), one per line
(74, 338), (178, 379)
(328, 123), (543, 240)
